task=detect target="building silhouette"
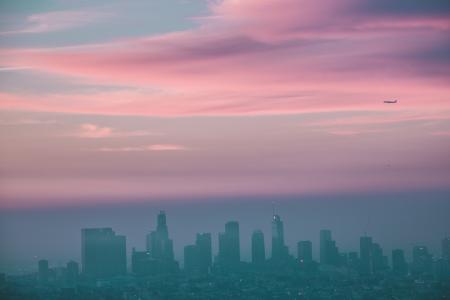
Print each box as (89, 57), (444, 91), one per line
(146, 211), (174, 261)
(251, 230), (265, 265)
(183, 233), (212, 274)
(145, 211), (178, 274)
(371, 243), (388, 273)
(38, 259), (49, 283)
(81, 228), (126, 278)
(218, 221), (240, 266)
(184, 245), (198, 273)
(297, 241), (313, 264)
(320, 230), (339, 266)
(196, 233), (212, 273)
(271, 214), (289, 262)
(360, 236), (372, 275)
(65, 261), (79, 286)
(320, 230), (331, 264)
(392, 249), (407, 276)
(131, 248), (157, 276)
(411, 246), (433, 276)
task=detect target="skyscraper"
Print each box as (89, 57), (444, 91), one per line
(271, 214), (289, 261)
(66, 261), (79, 286)
(320, 230), (339, 266)
(38, 259), (49, 283)
(183, 233), (212, 274)
(184, 245), (199, 273)
(371, 243), (387, 273)
(145, 211), (178, 273)
(360, 236), (372, 275)
(392, 249), (407, 276)
(146, 211), (174, 261)
(196, 233), (212, 273)
(297, 241), (313, 263)
(320, 230), (332, 264)
(131, 248), (157, 276)
(412, 246), (433, 276)
(218, 221), (240, 265)
(81, 228), (126, 278)
(251, 230), (265, 265)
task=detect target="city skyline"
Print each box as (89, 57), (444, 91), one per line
(1, 1), (449, 298)
(18, 210), (450, 279)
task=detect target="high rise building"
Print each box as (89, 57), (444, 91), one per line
(184, 245), (198, 273)
(251, 230), (266, 265)
(371, 243), (387, 273)
(81, 228), (126, 278)
(218, 221), (240, 265)
(320, 230), (332, 264)
(38, 259), (49, 283)
(196, 233), (212, 273)
(360, 236), (372, 275)
(320, 230), (339, 266)
(183, 233), (212, 274)
(297, 241), (313, 263)
(146, 211), (174, 261)
(65, 261), (79, 286)
(145, 211), (178, 274)
(412, 246), (433, 276)
(131, 248), (158, 276)
(272, 214), (289, 261)
(392, 249), (407, 276)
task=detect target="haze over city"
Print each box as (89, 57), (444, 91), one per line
(0, 0), (449, 299)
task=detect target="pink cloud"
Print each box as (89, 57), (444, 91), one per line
(78, 123), (113, 138)
(0, 0), (449, 117)
(76, 123), (158, 138)
(96, 144), (187, 152)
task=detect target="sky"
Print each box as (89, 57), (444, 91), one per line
(0, 0), (449, 208)
(0, 0), (450, 274)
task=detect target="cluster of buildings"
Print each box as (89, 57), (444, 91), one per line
(2, 211), (449, 299)
(45, 210), (448, 282)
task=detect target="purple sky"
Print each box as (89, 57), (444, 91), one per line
(0, 0), (449, 208)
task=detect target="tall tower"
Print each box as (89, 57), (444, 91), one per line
(392, 249), (407, 276)
(146, 211), (174, 261)
(251, 230), (266, 265)
(272, 214), (288, 261)
(297, 241), (313, 263)
(412, 246), (433, 276)
(196, 233), (212, 273)
(218, 221), (240, 265)
(320, 230), (332, 264)
(157, 211), (168, 239)
(360, 236), (372, 275)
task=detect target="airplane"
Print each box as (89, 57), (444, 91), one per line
(384, 100), (397, 104)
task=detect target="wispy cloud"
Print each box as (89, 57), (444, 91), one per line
(0, 66), (31, 72)
(76, 123), (159, 139)
(96, 144), (188, 152)
(0, 10), (112, 35)
(0, 118), (58, 125)
(0, 0), (449, 117)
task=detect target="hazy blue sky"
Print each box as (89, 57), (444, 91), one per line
(0, 0), (449, 274)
